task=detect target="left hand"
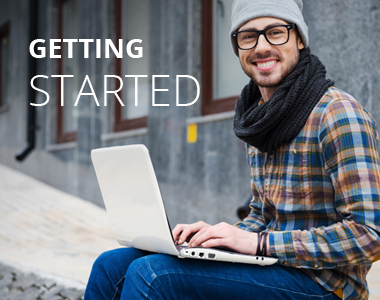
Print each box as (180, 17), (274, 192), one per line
(187, 222), (258, 256)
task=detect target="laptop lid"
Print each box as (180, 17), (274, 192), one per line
(91, 144), (179, 256)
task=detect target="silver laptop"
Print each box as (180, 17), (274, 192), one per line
(91, 144), (278, 266)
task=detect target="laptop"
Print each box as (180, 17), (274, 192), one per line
(91, 144), (278, 266)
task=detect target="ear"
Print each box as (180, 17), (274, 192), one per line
(295, 29), (305, 50)
(297, 36), (305, 50)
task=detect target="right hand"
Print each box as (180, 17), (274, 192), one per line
(172, 221), (211, 245)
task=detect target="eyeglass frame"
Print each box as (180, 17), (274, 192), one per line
(232, 24), (297, 51)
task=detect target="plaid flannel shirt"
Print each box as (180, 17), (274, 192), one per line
(235, 87), (380, 300)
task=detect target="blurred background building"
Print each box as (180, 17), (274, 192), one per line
(0, 0), (379, 227)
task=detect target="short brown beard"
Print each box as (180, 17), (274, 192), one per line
(241, 45), (301, 88)
(253, 51), (299, 87)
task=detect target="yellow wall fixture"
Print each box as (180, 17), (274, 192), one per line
(187, 123), (197, 143)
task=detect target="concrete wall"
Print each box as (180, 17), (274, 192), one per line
(0, 0), (379, 227)
(303, 0), (380, 125)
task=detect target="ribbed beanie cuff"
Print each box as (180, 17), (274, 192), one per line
(230, 0), (308, 56)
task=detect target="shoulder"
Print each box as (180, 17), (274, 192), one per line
(303, 86), (376, 140)
(317, 87), (379, 143)
(318, 87), (372, 120)
(316, 86), (364, 114)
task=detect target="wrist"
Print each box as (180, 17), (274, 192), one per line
(266, 233), (271, 257)
(256, 231), (269, 257)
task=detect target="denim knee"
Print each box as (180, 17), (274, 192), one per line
(85, 249), (127, 300)
(92, 248), (125, 276)
(85, 248), (150, 300)
(124, 255), (173, 300)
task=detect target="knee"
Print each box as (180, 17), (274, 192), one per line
(91, 248), (121, 274)
(126, 254), (170, 279)
(124, 254), (177, 299)
(125, 256), (165, 299)
(125, 256), (152, 284)
(91, 247), (144, 278)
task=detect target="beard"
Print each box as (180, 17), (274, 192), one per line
(241, 48), (300, 88)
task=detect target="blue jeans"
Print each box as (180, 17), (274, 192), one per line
(84, 247), (340, 300)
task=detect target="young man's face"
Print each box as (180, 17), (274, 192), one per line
(238, 17), (304, 89)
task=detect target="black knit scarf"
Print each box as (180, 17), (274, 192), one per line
(233, 47), (334, 153)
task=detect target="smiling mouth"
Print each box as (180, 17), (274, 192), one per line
(253, 59), (279, 72)
(257, 60), (276, 67)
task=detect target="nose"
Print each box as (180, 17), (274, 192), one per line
(255, 34), (272, 53)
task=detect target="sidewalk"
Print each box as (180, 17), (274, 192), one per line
(0, 164), (119, 299)
(0, 163), (379, 299)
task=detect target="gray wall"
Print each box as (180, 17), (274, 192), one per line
(0, 0), (379, 228)
(304, 0), (380, 123)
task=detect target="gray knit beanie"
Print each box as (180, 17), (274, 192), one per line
(230, 0), (309, 56)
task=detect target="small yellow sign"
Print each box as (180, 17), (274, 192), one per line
(187, 123), (197, 143)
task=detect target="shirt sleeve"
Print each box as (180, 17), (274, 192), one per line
(269, 99), (380, 269)
(234, 195), (267, 233)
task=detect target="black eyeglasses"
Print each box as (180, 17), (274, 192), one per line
(232, 24), (296, 50)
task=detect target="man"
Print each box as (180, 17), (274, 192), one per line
(84, 0), (380, 299)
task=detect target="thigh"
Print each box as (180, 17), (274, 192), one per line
(84, 247), (151, 300)
(123, 254), (340, 300)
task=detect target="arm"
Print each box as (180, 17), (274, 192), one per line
(234, 144), (269, 233)
(234, 195), (267, 233)
(270, 99), (380, 268)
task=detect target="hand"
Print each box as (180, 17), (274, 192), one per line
(174, 221), (261, 256)
(172, 221), (212, 245)
(189, 222), (258, 255)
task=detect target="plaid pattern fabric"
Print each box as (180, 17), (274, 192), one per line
(235, 87), (380, 300)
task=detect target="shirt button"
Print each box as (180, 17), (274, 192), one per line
(293, 149), (297, 154)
